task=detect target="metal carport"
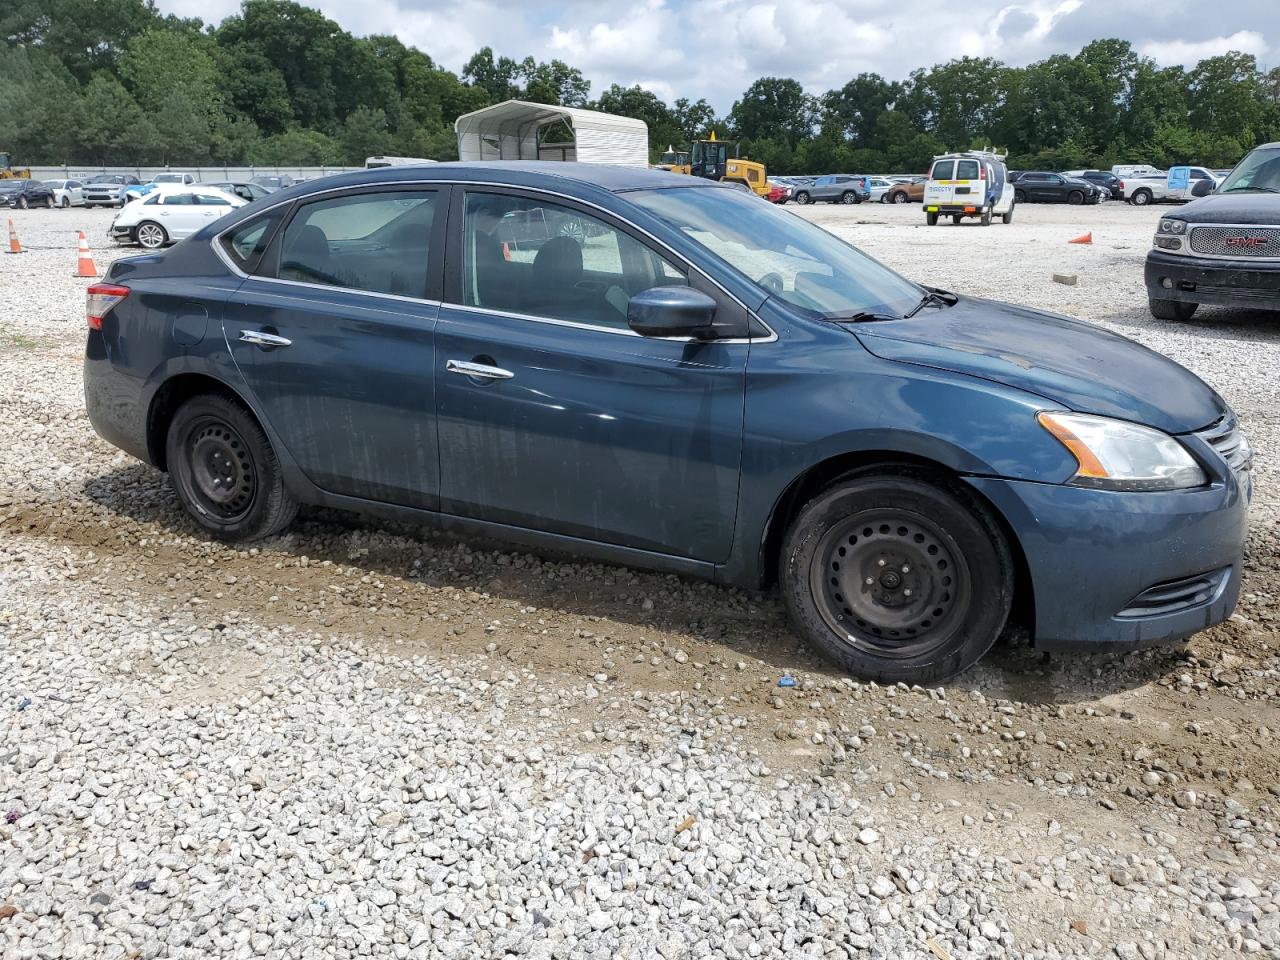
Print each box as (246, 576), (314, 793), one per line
(454, 100), (649, 167)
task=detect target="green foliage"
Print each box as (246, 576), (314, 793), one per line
(2, 1), (1278, 173)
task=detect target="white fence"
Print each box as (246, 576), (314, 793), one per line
(29, 165), (361, 182)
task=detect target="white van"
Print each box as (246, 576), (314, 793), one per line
(922, 151), (1015, 226)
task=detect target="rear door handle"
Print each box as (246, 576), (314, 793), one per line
(239, 330), (292, 348)
(446, 359), (513, 380)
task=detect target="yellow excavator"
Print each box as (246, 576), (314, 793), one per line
(1, 152), (31, 179)
(657, 132), (769, 197)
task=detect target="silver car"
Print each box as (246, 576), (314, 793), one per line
(83, 175), (141, 208)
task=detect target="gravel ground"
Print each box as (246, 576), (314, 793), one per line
(2, 201), (1279, 960)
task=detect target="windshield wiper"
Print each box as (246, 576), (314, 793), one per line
(904, 288), (958, 318)
(1222, 185), (1280, 193)
(828, 311), (901, 323)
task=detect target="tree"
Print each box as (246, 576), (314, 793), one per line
(523, 59), (590, 106)
(462, 47), (523, 103)
(729, 77), (816, 147)
(77, 72), (158, 163)
(822, 73), (902, 148)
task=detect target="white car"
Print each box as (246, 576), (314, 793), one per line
(44, 179), (86, 208)
(109, 187), (245, 249)
(866, 176), (896, 202)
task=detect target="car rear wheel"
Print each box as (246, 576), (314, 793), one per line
(16, 196), (28, 210)
(841, 191), (857, 204)
(892, 191), (908, 204)
(980, 208), (992, 226)
(926, 212), (939, 226)
(795, 191), (811, 205)
(135, 221), (168, 249)
(951, 214), (962, 224)
(1149, 298), (1198, 322)
(1014, 190), (1027, 203)
(166, 394), (298, 542)
(1131, 189), (1152, 206)
(1002, 205), (1014, 224)
(780, 469), (1014, 684)
(44, 195), (54, 209)
(1067, 190), (1084, 205)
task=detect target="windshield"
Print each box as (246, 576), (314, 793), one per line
(1219, 147), (1280, 193)
(630, 186), (923, 318)
(88, 175), (123, 184)
(0, 182), (20, 192)
(153, 174), (184, 183)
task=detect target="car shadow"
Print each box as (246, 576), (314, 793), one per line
(1099, 304), (1280, 342)
(81, 463), (1194, 706)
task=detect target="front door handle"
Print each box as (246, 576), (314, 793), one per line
(240, 330), (292, 348)
(446, 359), (513, 380)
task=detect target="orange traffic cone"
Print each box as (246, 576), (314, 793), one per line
(73, 230), (98, 277)
(6, 218), (22, 254)
(1068, 231), (1093, 245)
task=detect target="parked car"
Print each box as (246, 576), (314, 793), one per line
(206, 180), (272, 203)
(1145, 141), (1280, 321)
(251, 174), (294, 192)
(1066, 170), (1124, 200)
(109, 187), (245, 249)
(1012, 172), (1102, 205)
(124, 172), (200, 203)
(793, 174), (868, 205)
(1122, 167), (1221, 206)
(0, 178), (56, 209)
(924, 151), (1015, 225)
(44, 178), (86, 208)
(83, 175), (142, 208)
(865, 177), (896, 202)
(765, 182), (792, 204)
(83, 162), (1250, 684)
(885, 177), (926, 204)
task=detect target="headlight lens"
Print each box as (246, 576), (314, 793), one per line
(1157, 218), (1187, 235)
(1037, 412), (1206, 491)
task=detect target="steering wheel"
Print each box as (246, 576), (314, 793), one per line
(759, 272), (785, 294)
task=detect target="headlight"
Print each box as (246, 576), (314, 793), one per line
(1157, 218), (1187, 235)
(1037, 412), (1205, 491)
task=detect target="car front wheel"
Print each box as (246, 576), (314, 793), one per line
(780, 470), (1013, 684)
(60, 196), (70, 208)
(1131, 190), (1152, 206)
(134, 221), (168, 249)
(1149, 298), (1198, 321)
(892, 191), (908, 204)
(166, 393), (298, 541)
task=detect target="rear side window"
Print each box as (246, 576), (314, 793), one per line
(162, 194), (194, 206)
(275, 191), (437, 298)
(930, 161), (954, 179)
(954, 160), (980, 180)
(221, 210), (284, 272)
(197, 194), (232, 205)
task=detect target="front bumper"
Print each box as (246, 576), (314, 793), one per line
(1145, 250), (1280, 310)
(109, 223), (133, 242)
(966, 472), (1248, 651)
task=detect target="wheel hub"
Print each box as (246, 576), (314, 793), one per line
(810, 509), (968, 656)
(187, 422), (255, 519)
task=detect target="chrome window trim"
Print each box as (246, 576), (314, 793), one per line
(210, 176), (778, 343)
(444, 302), (757, 345)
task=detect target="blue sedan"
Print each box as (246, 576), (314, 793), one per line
(83, 162), (1251, 683)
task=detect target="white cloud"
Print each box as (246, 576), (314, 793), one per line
(152, 0), (1278, 111)
(1139, 30), (1269, 66)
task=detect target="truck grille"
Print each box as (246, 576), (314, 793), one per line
(1116, 568), (1229, 619)
(1196, 415), (1252, 473)
(1188, 225), (1280, 259)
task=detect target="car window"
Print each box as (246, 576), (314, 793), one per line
(930, 160), (954, 179)
(68, 181), (80, 189)
(462, 192), (687, 330)
(143, 195), (160, 206)
(954, 160), (980, 180)
(196, 194), (232, 205)
(276, 190), (437, 298)
(162, 194), (195, 205)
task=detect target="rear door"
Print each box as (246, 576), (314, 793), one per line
(924, 159), (956, 206)
(153, 193), (206, 238)
(223, 186), (445, 509)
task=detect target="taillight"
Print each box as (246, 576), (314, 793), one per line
(87, 283), (129, 330)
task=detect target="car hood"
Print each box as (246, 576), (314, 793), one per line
(851, 296), (1225, 434)
(1171, 192), (1280, 224)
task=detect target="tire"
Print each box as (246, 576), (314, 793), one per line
(841, 191), (857, 205)
(891, 191), (908, 204)
(60, 196), (70, 208)
(165, 393), (298, 542)
(780, 469), (1014, 684)
(980, 208), (992, 226)
(926, 212), (939, 226)
(1131, 189), (1152, 206)
(134, 221), (168, 249)
(1067, 190), (1084, 205)
(1149, 298), (1198, 322)
(951, 214), (962, 224)
(45, 195), (55, 209)
(1002, 206), (1014, 224)
(795, 191), (811, 205)
(1014, 190), (1026, 204)
(16, 196), (27, 210)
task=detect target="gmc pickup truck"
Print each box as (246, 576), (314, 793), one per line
(1145, 142), (1280, 320)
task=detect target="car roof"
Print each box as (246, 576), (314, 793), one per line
(281, 161), (722, 198)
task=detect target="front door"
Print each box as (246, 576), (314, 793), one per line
(224, 187), (445, 509)
(433, 188), (749, 562)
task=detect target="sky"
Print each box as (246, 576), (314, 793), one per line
(155, 0), (1278, 111)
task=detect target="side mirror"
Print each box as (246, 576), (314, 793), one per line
(627, 286), (718, 339)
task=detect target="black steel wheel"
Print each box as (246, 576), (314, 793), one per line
(781, 469), (1014, 683)
(166, 393), (297, 541)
